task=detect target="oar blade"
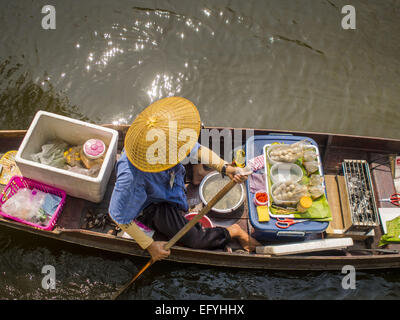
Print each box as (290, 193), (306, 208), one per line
(111, 259), (153, 300)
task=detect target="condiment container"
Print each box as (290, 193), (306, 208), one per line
(233, 149), (246, 168)
(254, 191), (268, 206)
(80, 139), (106, 169)
(297, 196), (313, 213)
(64, 146), (82, 166)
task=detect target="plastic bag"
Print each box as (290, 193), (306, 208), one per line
(379, 216), (400, 246)
(303, 160), (319, 175)
(309, 174), (323, 186)
(308, 185), (325, 199)
(268, 140), (311, 163)
(66, 164), (101, 177)
(1, 188), (48, 224)
(31, 140), (68, 169)
(303, 149), (317, 162)
(269, 145), (302, 163)
(272, 181), (309, 206)
(307, 174), (325, 199)
(64, 146), (83, 167)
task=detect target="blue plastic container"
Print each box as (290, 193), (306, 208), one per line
(245, 134), (329, 241)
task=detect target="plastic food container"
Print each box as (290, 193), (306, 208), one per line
(184, 213), (214, 228)
(297, 196), (313, 212)
(0, 176), (66, 230)
(81, 139), (106, 169)
(254, 191), (268, 206)
(83, 139), (106, 159)
(271, 181), (301, 206)
(270, 163), (303, 185)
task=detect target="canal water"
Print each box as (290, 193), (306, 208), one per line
(1, 0), (400, 299)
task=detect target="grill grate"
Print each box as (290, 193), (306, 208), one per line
(342, 160), (379, 229)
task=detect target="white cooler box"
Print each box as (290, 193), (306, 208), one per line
(15, 111), (119, 203)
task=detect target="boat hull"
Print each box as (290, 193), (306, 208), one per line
(2, 126), (400, 271)
(2, 218), (400, 271)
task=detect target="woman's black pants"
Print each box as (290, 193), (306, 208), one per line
(137, 202), (231, 250)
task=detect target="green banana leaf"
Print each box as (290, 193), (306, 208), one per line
(379, 216), (400, 246)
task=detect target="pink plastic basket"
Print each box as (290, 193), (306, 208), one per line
(0, 176), (66, 231)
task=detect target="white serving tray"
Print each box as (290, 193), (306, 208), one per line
(262, 143), (325, 218)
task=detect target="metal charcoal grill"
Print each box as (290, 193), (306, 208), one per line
(342, 160), (379, 230)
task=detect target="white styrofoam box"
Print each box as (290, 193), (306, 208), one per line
(15, 111), (119, 203)
(256, 238), (354, 256)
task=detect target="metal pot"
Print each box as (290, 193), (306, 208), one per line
(199, 171), (244, 214)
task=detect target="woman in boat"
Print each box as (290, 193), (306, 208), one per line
(109, 97), (260, 261)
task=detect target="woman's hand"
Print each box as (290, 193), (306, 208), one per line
(147, 241), (171, 261)
(225, 165), (251, 183)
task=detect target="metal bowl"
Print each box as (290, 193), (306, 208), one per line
(199, 171), (244, 214)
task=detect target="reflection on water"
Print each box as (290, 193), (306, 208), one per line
(0, 59), (91, 129)
(1, 0), (399, 136)
(0, 0), (400, 299)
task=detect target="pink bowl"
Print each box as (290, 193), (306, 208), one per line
(184, 213), (214, 228)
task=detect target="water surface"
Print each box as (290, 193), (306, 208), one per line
(1, 0), (400, 300)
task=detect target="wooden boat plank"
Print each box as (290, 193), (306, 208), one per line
(0, 138), (22, 154)
(214, 126), (400, 153)
(56, 196), (86, 229)
(322, 136), (333, 169)
(336, 175), (353, 232)
(325, 175), (347, 236)
(322, 147), (369, 174)
(330, 135), (400, 153)
(369, 154), (395, 209)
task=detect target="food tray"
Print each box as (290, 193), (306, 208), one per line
(263, 143), (326, 218)
(0, 176), (66, 231)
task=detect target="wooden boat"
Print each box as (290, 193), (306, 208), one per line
(1, 126), (400, 271)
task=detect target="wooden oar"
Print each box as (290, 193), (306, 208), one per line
(111, 179), (237, 300)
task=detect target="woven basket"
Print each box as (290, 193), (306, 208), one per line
(0, 151), (22, 185)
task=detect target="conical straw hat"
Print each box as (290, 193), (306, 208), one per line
(124, 97), (201, 172)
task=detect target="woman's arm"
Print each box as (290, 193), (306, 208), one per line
(118, 221), (170, 261)
(196, 145), (248, 183)
(196, 145), (227, 172)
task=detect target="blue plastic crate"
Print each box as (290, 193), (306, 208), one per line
(245, 134), (329, 241)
